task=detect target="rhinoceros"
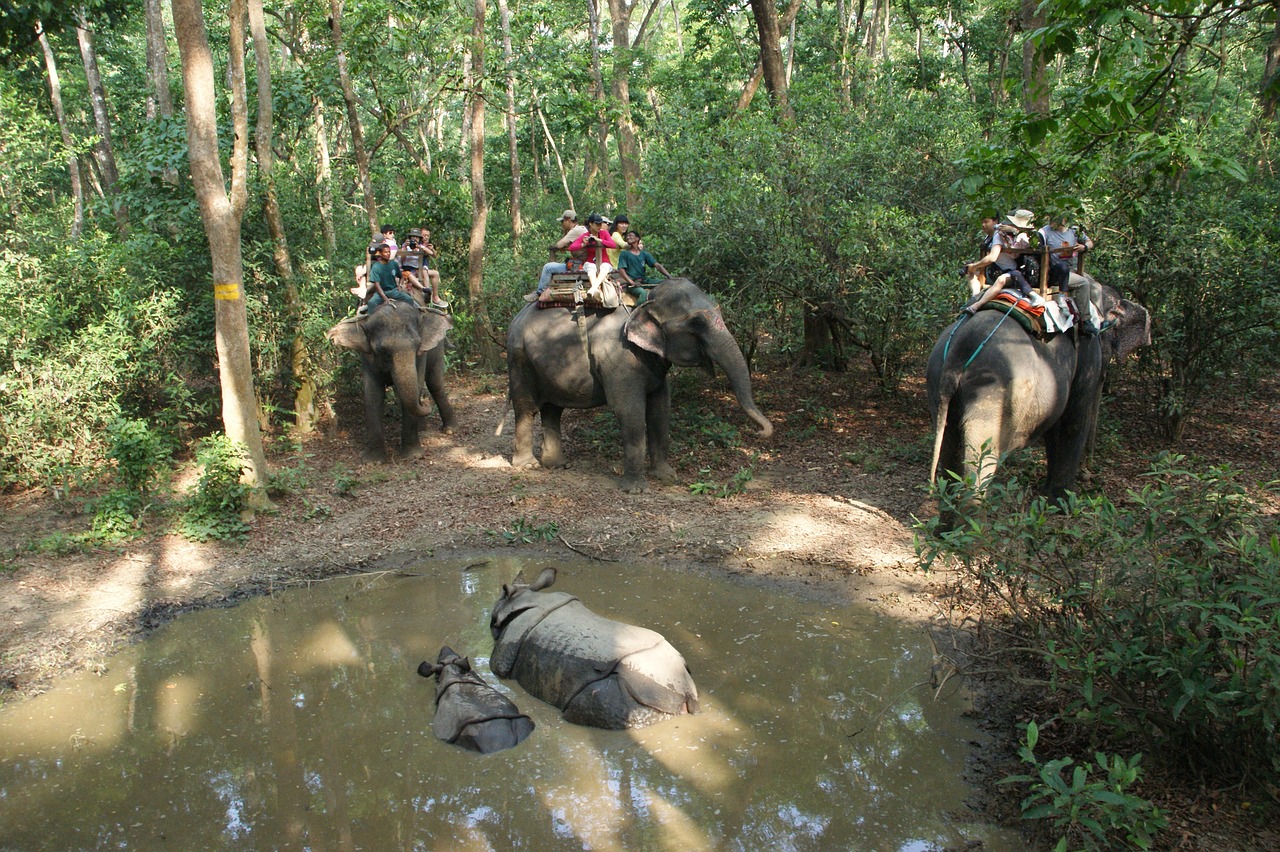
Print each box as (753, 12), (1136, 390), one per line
(416, 646), (535, 754)
(489, 567), (699, 729)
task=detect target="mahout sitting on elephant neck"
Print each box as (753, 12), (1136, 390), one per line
(489, 567), (700, 730)
(417, 646), (536, 754)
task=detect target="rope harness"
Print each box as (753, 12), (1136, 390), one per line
(944, 300), (1019, 368)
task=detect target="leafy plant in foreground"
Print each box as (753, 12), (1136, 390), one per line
(178, 434), (250, 542)
(500, 517), (560, 545)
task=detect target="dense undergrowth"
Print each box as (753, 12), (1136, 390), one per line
(919, 454), (1280, 849)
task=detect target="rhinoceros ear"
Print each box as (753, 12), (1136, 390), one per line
(457, 657), (472, 672)
(417, 661), (442, 678)
(530, 567), (557, 591)
(438, 645), (459, 662)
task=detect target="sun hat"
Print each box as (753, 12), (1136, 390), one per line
(1004, 209), (1035, 229)
(560, 209), (577, 221)
(407, 227), (423, 238)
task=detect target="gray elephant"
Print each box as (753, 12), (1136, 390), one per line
(927, 275), (1149, 513)
(490, 567), (699, 730)
(505, 277), (772, 492)
(417, 646), (535, 754)
(328, 303), (457, 462)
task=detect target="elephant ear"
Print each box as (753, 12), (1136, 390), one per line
(328, 318), (371, 353)
(624, 304), (666, 357)
(417, 312), (453, 355)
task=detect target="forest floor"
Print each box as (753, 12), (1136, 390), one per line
(2, 356), (1278, 848)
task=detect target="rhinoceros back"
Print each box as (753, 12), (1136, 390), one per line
(432, 674), (535, 754)
(502, 599), (699, 729)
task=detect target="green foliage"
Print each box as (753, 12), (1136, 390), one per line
(1004, 721), (1166, 851)
(920, 454), (1280, 776)
(688, 455), (757, 498)
(104, 417), (171, 495)
(498, 516), (560, 545)
(178, 435), (250, 542)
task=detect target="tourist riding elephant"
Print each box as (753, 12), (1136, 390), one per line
(927, 275), (1149, 515)
(490, 567), (699, 730)
(505, 277), (772, 492)
(328, 303), (458, 462)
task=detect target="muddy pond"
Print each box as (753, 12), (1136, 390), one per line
(0, 556), (1018, 849)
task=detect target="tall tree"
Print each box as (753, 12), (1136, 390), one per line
(36, 22), (86, 239)
(749, 0), (794, 119)
(585, 0), (611, 195)
(328, 0), (378, 235)
(1019, 0), (1049, 115)
(498, 0), (522, 245)
(248, 0), (316, 434)
(74, 7), (128, 231)
(607, 0), (642, 212)
(171, 0), (271, 508)
(467, 0), (501, 370)
(143, 0), (174, 119)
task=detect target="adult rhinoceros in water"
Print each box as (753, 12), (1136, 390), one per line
(489, 567), (699, 729)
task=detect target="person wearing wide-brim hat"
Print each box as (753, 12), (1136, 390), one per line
(526, 209), (589, 301)
(962, 209), (1035, 317)
(1003, 208), (1036, 231)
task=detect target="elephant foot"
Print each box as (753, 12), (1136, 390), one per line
(511, 452), (539, 470)
(540, 452), (568, 469)
(620, 474), (650, 493)
(361, 447), (389, 464)
(440, 424), (456, 435)
(401, 444), (426, 461)
(649, 462), (678, 483)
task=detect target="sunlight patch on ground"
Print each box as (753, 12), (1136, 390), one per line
(50, 553), (152, 634)
(744, 497), (914, 569)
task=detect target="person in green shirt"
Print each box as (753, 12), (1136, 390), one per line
(366, 242), (418, 311)
(616, 230), (671, 303)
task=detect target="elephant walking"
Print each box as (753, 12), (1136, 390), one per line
(926, 277), (1149, 513)
(505, 277), (772, 492)
(328, 303), (458, 462)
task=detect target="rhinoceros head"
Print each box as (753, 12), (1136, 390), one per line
(490, 567), (558, 638)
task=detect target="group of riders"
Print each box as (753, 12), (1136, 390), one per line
(352, 209), (672, 317)
(961, 207), (1103, 334)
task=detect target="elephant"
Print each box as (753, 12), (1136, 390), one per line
(489, 567), (699, 730)
(416, 646), (536, 754)
(505, 277), (772, 492)
(328, 302), (457, 462)
(927, 275), (1150, 514)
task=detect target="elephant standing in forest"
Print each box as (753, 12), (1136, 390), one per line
(328, 303), (458, 462)
(927, 277), (1150, 513)
(505, 277), (772, 492)
(490, 567), (699, 730)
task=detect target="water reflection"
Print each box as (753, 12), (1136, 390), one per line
(0, 556), (1018, 849)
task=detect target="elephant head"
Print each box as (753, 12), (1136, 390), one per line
(1098, 284), (1152, 365)
(327, 305), (451, 419)
(623, 278), (773, 437)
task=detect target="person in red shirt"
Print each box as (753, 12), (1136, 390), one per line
(567, 213), (618, 299)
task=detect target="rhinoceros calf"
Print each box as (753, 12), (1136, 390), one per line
(417, 646), (535, 754)
(490, 567), (699, 729)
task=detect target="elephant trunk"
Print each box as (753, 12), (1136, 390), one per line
(391, 352), (433, 419)
(707, 326), (773, 437)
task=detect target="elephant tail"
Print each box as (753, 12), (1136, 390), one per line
(928, 385), (955, 486)
(493, 398), (511, 436)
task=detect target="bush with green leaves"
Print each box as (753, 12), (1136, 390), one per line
(919, 453), (1280, 777)
(178, 434), (251, 542)
(1003, 721), (1166, 851)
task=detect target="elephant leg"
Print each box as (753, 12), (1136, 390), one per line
(609, 387), (649, 492)
(539, 403), (568, 468)
(511, 399), (539, 469)
(361, 369), (390, 463)
(645, 385), (676, 482)
(423, 347), (457, 434)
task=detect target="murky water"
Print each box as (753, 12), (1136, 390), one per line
(0, 556), (1018, 850)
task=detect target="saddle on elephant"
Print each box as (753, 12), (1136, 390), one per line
(970, 289), (1084, 339)
(538, 271), (631, 310)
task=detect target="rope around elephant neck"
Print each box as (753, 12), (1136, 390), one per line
(945, 301), (1019, 369)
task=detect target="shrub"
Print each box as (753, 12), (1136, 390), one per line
(919, 453), (1280, 776)
(178, 434), (251, 542)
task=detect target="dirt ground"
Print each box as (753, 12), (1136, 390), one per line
(2, 357), (1278, 847)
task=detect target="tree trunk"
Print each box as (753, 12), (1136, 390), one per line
(467, 0), (501, 371)
(327, 0), (378, 235)
(498, 0), (522, 246)
(585, 0), (610, 196)
(144, 0), (180, 186)
(1019, 0), (1049, 115)
(736, 0), (802, 116)
(248, 0), (316, 435)
(607, 0), (641, 213)
(748, 0), (793, 120)
(75, 9), (128, 231)
(37, 24), (85, 239)
(536, 97), (575, 212)
(1262, 7), (1280, 122)
(171, 0), (272, 509)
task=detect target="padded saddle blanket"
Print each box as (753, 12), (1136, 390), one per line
(977, 291), (1076, 337)
(537, 272), (627, 309)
